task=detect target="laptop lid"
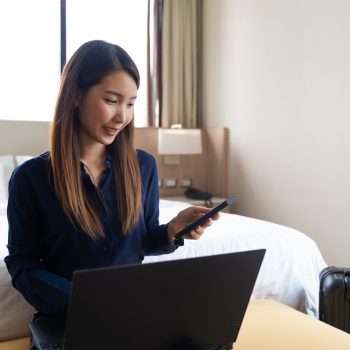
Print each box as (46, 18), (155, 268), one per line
(63, 249), (265, 350)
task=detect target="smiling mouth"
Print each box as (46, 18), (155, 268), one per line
(103, 126), (119, 136)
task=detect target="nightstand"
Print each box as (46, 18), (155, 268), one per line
(161, 196), (230, 212)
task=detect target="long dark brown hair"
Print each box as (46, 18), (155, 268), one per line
(50, 40), (142, 238)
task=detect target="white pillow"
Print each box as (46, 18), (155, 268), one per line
(15, 155), (33, 167)
(0, 203), (6, 217)
(0, 261), (35, 341)
(0, 217), (35, 341)
(0, 163), (6, 205)
(0, 156), (36, 341)
(0, 155), (15, 205)
(0, 155), (35, 342)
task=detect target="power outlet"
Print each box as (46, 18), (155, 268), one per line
(164, 178), (177, 188)
(158, 179), (163, 188)
(179, 178), (192, 188)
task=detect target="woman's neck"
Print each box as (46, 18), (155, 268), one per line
(80, 140), (106, 166)
(80, 143), (107, 187)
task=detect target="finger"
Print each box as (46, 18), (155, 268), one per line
(189, 206), (212, 215)
(199, 218), (213, 229)
(195, 225), (206, 235)
(211, 212), (221, 221)
(190, 230), (202, 240)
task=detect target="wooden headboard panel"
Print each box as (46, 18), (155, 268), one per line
(0, 120), (228, 197)
(135, 128), (228, 197)
(0, 120), (51, 155)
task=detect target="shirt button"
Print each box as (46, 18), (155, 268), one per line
(103, 246), (108, 252)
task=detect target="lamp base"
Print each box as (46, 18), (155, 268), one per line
(163, 155), (180, 165)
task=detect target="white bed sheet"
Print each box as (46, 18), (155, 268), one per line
(144, 199), (328, 318)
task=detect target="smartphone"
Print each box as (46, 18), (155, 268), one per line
(174, 195), (238, 242)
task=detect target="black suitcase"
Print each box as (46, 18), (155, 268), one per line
(319, 266), (350, 333)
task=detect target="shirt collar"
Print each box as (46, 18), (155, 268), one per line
(104, 152), (112, 170)
(79, 152), (112, 174)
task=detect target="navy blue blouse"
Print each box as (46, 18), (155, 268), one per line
(5, 150), (180, 316)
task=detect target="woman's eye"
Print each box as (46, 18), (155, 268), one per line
(127, 103), (134, 108)
(105, 99), (117, 104)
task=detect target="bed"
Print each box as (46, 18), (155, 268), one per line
(0, 196), (327, 341)
(147, 199), (327, 318)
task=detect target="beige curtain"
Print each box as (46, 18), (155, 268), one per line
(161, 0), (202, 128)
(147, 0), (163, 127)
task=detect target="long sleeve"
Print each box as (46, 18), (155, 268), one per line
(5, 163), (71, 316)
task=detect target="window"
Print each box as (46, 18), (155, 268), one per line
(0, 0), (148, 126)
(0, 0), (60, 122)
(66, 0), (148, 126)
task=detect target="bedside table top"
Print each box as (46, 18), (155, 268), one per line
(161, 196), (227, 207)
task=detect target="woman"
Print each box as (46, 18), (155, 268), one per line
(5, 40), (219, 318)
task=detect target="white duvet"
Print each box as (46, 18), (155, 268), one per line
(0, 200), (327, 341)
(145, 200), (327, 318)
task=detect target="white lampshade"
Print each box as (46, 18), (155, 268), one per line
(157, 128), (202, 155)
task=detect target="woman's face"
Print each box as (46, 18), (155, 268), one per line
(76, 70), (137, 147)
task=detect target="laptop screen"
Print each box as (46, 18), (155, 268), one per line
(61, 249), (265, 350)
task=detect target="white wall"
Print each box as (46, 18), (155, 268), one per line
(203, 0), (350, 266)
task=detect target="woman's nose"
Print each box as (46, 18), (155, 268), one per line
(113, 104), (127, 124)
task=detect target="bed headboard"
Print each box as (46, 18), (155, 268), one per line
(0, 120), (51, 156)
(0, 120), (228, 197)
(135, 127), (228, 197)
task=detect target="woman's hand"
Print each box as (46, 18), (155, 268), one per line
(167, 206), (220, 242)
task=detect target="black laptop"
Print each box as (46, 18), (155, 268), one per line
(30, 249), (265, 350)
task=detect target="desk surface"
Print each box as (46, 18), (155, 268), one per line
(1, 300), (350, 350)
(235, 299), (350, 350)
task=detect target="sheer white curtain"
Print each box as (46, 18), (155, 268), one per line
(66, 0), (149, 127)
(0, 0), (60, 121)
(147, 0), (163, 127)
(161, 0), (202, 128)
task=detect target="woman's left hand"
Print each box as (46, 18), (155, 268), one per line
(167, 206), (220, 242)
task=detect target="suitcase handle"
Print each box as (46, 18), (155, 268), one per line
(345, 275), (350, 302)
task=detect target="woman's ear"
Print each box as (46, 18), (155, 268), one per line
(75, 91), (82, 107)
